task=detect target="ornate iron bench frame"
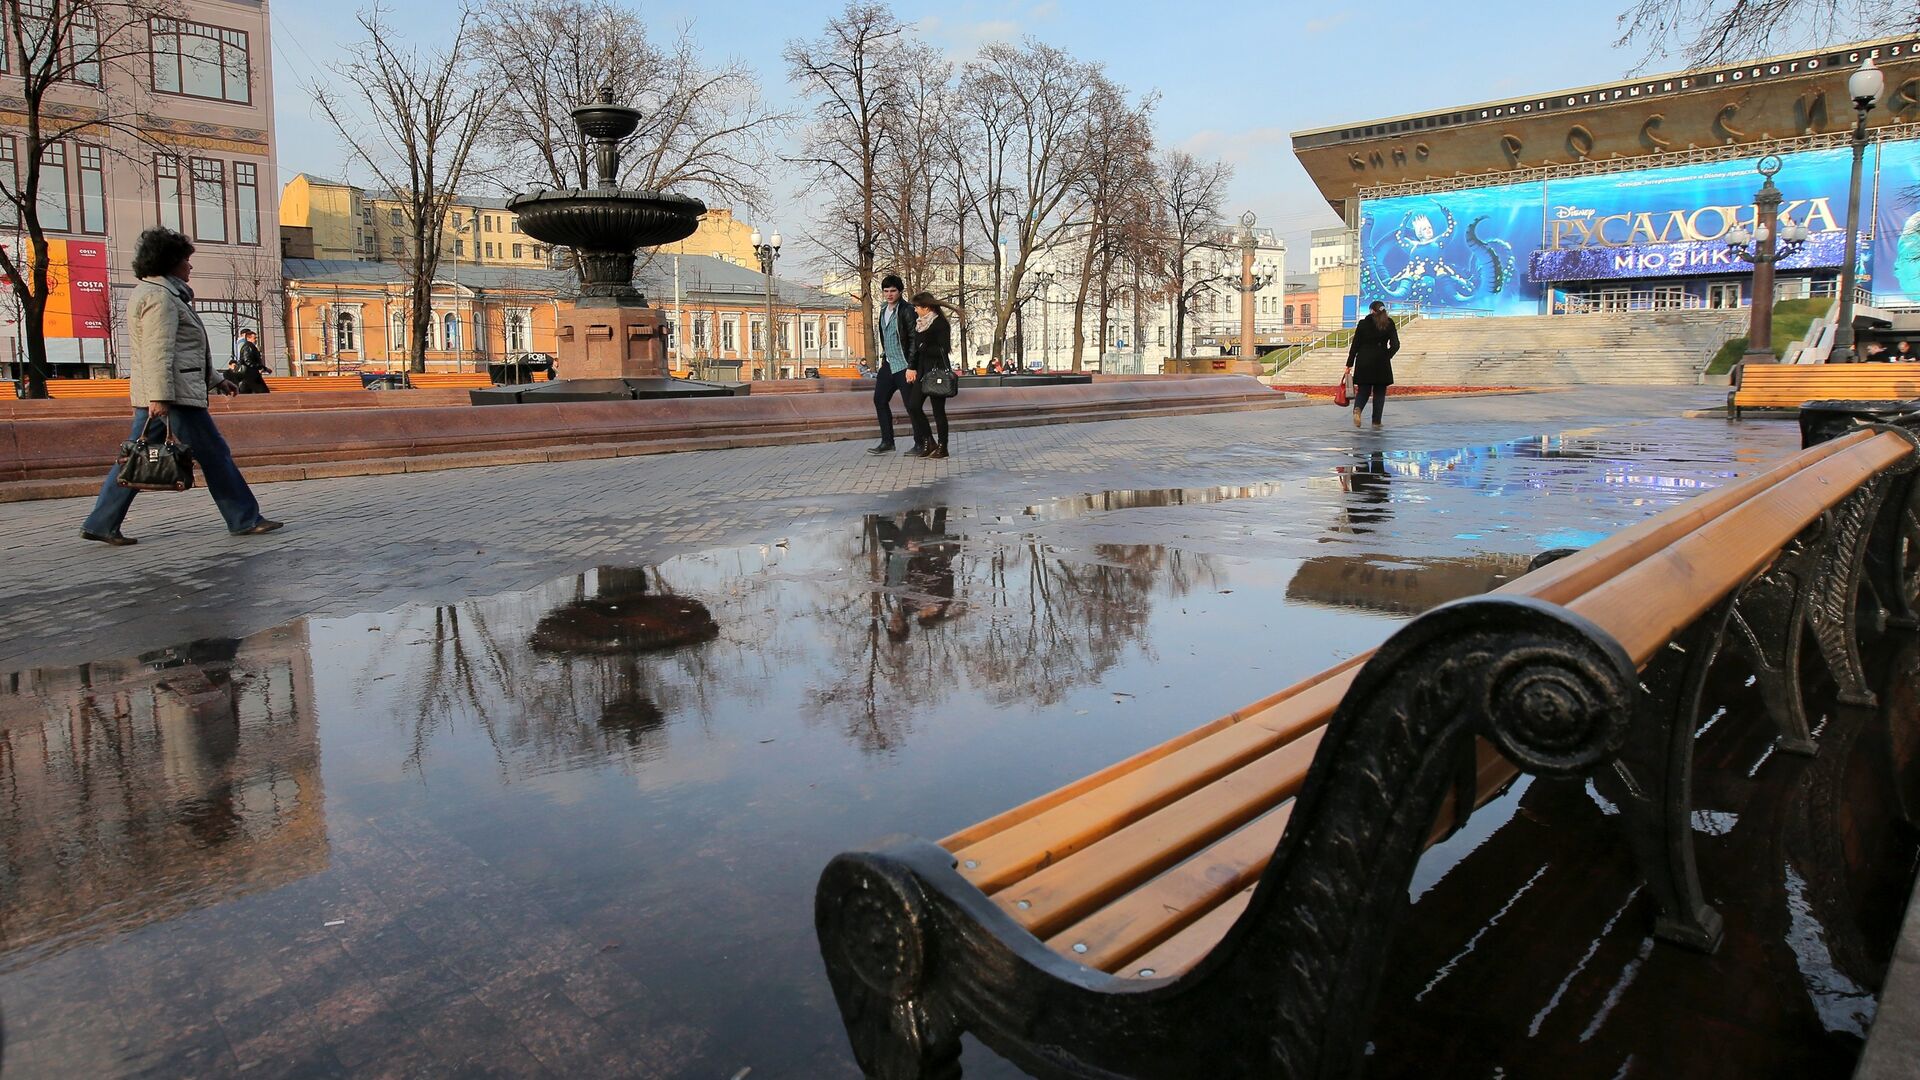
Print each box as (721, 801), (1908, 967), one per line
(815, 401), (1920, 1079)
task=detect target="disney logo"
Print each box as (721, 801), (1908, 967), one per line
(1552, 206), (1595, 220)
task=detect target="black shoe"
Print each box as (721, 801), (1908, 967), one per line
(231, 519), (284, 536)
(903, 443), (926, 456)
(928, 443), (949, 460)
(80, 528), (136, 546)
(866, 443), (896, 456)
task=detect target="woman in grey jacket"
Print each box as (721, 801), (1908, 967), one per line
(80, 228), (281, 545)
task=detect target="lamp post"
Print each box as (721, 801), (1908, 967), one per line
(1828, 57), (1883, 363)
(1035, 270), (1055, 371)
(1227, 211), (1275, 362)
(750, 227), (781, 379)
(1725, 156), (1810, 365)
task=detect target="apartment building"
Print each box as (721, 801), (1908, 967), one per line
(282, 175), (759, 273)
(2, 0), (282, 377)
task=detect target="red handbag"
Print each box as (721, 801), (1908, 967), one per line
(1332, 372), (1350, 408)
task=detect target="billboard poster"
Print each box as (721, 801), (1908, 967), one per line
(1358, 142), (1897, 316)
(1357, 179), (1545, 317)
(17, 239), (111, 339)
(1874, 139), (1920, 307)
(1537, 146), (1867, 285)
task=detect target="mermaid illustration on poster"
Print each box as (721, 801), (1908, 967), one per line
(1359, 201), (1517, 311)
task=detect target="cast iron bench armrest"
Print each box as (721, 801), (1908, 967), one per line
(816, 412), (1920, 1079)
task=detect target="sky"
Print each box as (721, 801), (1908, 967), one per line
(262, 0), (1836, 276)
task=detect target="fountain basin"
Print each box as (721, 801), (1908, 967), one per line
(506, 189), (705, 254)
(469, 377), (748, 406)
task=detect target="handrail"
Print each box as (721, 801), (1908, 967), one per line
(1264, 312), (1425, 375)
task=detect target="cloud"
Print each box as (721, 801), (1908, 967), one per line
(1178, 126), (1297, 169)
(1303, 12), (1354, 35)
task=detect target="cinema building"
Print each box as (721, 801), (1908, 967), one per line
(1293, 35), (1920, 322)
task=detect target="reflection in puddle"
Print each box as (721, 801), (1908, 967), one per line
(0, 626), (326, 972)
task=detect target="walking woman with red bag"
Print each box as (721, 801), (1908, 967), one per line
(1344, 300), (1401, 428)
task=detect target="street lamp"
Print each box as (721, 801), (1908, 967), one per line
(1725, 156), (1810, 365)
(750, 227), (781, 379)
(1828, 57), (1884, 363)
(1034, 270), (1055, 370)
(1226, 211), (1275, 362)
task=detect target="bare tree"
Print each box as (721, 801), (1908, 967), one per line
(1615, 0), (1916, 67)
(958, 41), (1099, 366)
(475, 0), (785, 208)
(1066, 80), (1156, 371)
(311, 4), (496, 373)
(1152, 150), (1234, 361)
(785, 2), (909, 354)
(872, 41), (953, 294)
(0, 1), (173, 396)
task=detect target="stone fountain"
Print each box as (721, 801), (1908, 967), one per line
(475, 88), (745, 404)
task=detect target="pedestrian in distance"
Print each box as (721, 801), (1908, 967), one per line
(234, 328), (271, 393)
(903, 292), (958, 459)
(80, 227), (283, 546)
(1895, 340), (1917, 363)
(1345, 300), (1400, 429)
(867, 273), (918, 456)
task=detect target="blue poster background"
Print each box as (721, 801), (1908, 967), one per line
(1875, 139), (1920, 307)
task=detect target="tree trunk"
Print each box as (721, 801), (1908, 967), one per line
(1071, 231), (1097, 372)
(17, 294), (48, 398)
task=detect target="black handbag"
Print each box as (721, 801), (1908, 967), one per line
(115, 416), (196, 492)
(920, 366), (958, 398)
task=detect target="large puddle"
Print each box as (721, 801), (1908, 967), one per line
(5, 431), (1872, 1077)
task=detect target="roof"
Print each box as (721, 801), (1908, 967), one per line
(283, 254), (857, 311)
(367, 190), (516, 211)
(293, 173), (351, 189)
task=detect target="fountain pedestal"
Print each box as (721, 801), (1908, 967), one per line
(557, 300), (672, 380)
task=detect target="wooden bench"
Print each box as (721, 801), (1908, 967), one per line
(815, 401), (1920, 1078)
(41, 378), (131, 399)
(260, 376), (369, 394)
(1731, 362), (1920, 416)
(407, 372), (494, 390)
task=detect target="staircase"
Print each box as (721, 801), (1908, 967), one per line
(1281, 310), (1747, 386)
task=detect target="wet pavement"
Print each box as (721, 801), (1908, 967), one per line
(3, 389), (1898, 1077)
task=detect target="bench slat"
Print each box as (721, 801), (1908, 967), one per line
(940, 657), (1365, 852)
(1111, 740), (1518, 979)
(951, 680), (1347, 895)
(993, 729), (1326, 939)
(1046, 803), (1293, 971)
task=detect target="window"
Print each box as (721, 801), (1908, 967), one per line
(154, 156), (183, 231)
(485, 242), (496, 258)
(533, 245), (547, 261)
(453, 239), (464, 257)
(691, 315), (710, 350)
(802, 319), (817, 352)
(390, 237), (403, 255)
(190, 158), (225, 242)
(749, 317), (765, 351)
(334, 308), (358, 352)
(71, 10), (100, 86)
(510, 220), (521, 233)
(442, 312), (461, 352)
(389, 307), (408, 352)
(450, 212), (462, 230)
(0, 138), (17, 227)
(505, 308), (530, 352)
(721, 316), (738, 352)
(150, 18), (250, 104)
(38, 143), (68, 232)
(1300, 305), (1312, 326)
(1157, 326), (1166, 347)
(483, 216), (493, 233)
(234, 162), (258, 245)
(388, 208), (402, 227)
(1283, 305), (1294, 325)
(361, 206), (372, 225)
(511, 244), (522, 259)
(77, 145), (104, 234)
(827, 320), (843, 351)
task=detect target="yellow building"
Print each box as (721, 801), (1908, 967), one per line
(281, 175), (756, 272)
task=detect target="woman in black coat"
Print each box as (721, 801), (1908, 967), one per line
(1345, 300), (1401, 428)
(904, 292), (958, 459)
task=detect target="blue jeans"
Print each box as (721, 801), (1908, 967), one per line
(1352, 383), (1387, 422)
(873, 363), (910, 445)
(83, 406), (264, 535)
